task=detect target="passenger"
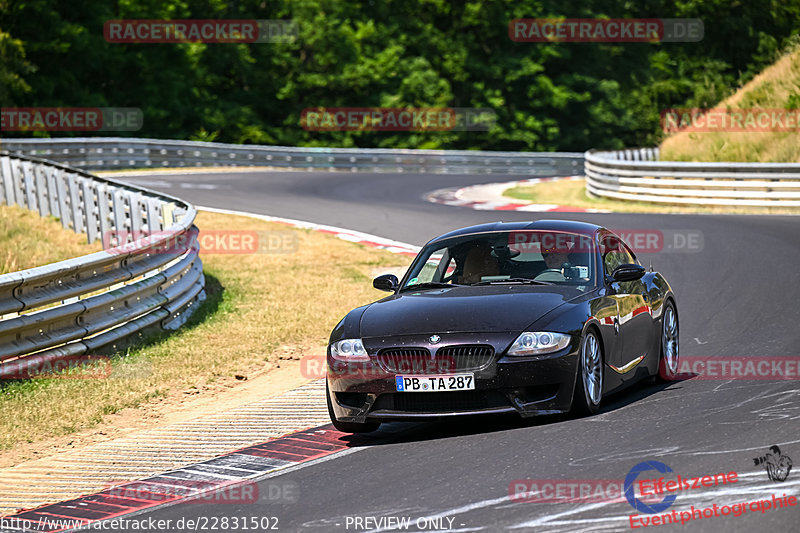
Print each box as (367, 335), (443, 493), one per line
(459, 244), (500, 284)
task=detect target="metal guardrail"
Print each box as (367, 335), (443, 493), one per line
(585, 149), (800, 207)
(0, 138), (584, 176)
(0, 152), (206, 377)
(6, 139), (798, 206)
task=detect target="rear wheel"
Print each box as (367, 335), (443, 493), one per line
(326, 382), (380, 433)
(658, 302), (679, 381)
(572, 329), (604, 415)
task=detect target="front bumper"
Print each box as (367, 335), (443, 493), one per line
(327, 333), (580, 423)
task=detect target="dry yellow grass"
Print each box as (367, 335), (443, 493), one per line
(660, 48), (800, 162)
(0, 205), (102, 274)
(0, 210), (410, 450)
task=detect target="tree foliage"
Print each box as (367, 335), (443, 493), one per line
(2, 0), (798, 150)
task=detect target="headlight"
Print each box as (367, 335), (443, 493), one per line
(330, 338), (369, 362)
(507, 332), (571, 356)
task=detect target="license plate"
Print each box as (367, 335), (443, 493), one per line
(395, 374), (475, 392)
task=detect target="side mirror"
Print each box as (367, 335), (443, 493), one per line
(373, 274), (399, 292)
(611, 264), (646, 282)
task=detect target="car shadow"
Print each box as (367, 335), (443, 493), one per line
(358, 377), (683, 447)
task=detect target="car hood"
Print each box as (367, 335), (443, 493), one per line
(360, 285), (585, 336)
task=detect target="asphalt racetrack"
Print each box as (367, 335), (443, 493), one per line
(104, 169), (800, 532)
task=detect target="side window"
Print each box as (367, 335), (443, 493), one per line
(407, 247), (449, 285)
(442, 257), (457, 279)
(601, 235), (635, 276)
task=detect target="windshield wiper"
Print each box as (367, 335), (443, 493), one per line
(399, 281), (463, 292)
(472, 277), (553, 286)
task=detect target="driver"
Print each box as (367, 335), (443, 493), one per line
(541, 245), (570, 271)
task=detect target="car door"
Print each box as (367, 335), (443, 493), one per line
(600, 233), (653, 375)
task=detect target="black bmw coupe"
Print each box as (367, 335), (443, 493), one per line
(326, 220), (679, 433)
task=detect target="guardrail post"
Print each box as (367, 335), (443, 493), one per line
(46, 167), (60, 216)
(12, 159), (25, 206)
(111, 188), (127, 237)
(22, 161), (37, 211)
(67, 174), (84, 233)
(0, 156), (13, 206)
(55, 169), (70, 230)
(130, 193), (144, 235)
(146, 198), (161, 232)
(97, 183), (112, 245)
(82, 180), (99, 244)
(35, 165), (49, 217)
(161, 202), (176, 228)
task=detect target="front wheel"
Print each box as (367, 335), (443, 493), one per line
(572, 329), (604, 415)
(658, 302), (679, 381)
(326, 382), (380, 433)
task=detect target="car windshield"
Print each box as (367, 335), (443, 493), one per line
(402, 230), (595, 288)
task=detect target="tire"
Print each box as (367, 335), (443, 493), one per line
(326, 382), (380, 434)
(572, 329), (604, 415)
(658, 301), (679, 381)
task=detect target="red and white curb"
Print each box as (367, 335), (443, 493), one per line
(425, 176), (609, 213)
(198, 206), (421, 257)
(1, 422), (381, 532)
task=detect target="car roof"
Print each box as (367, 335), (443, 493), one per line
(426, 220), (603, 246)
